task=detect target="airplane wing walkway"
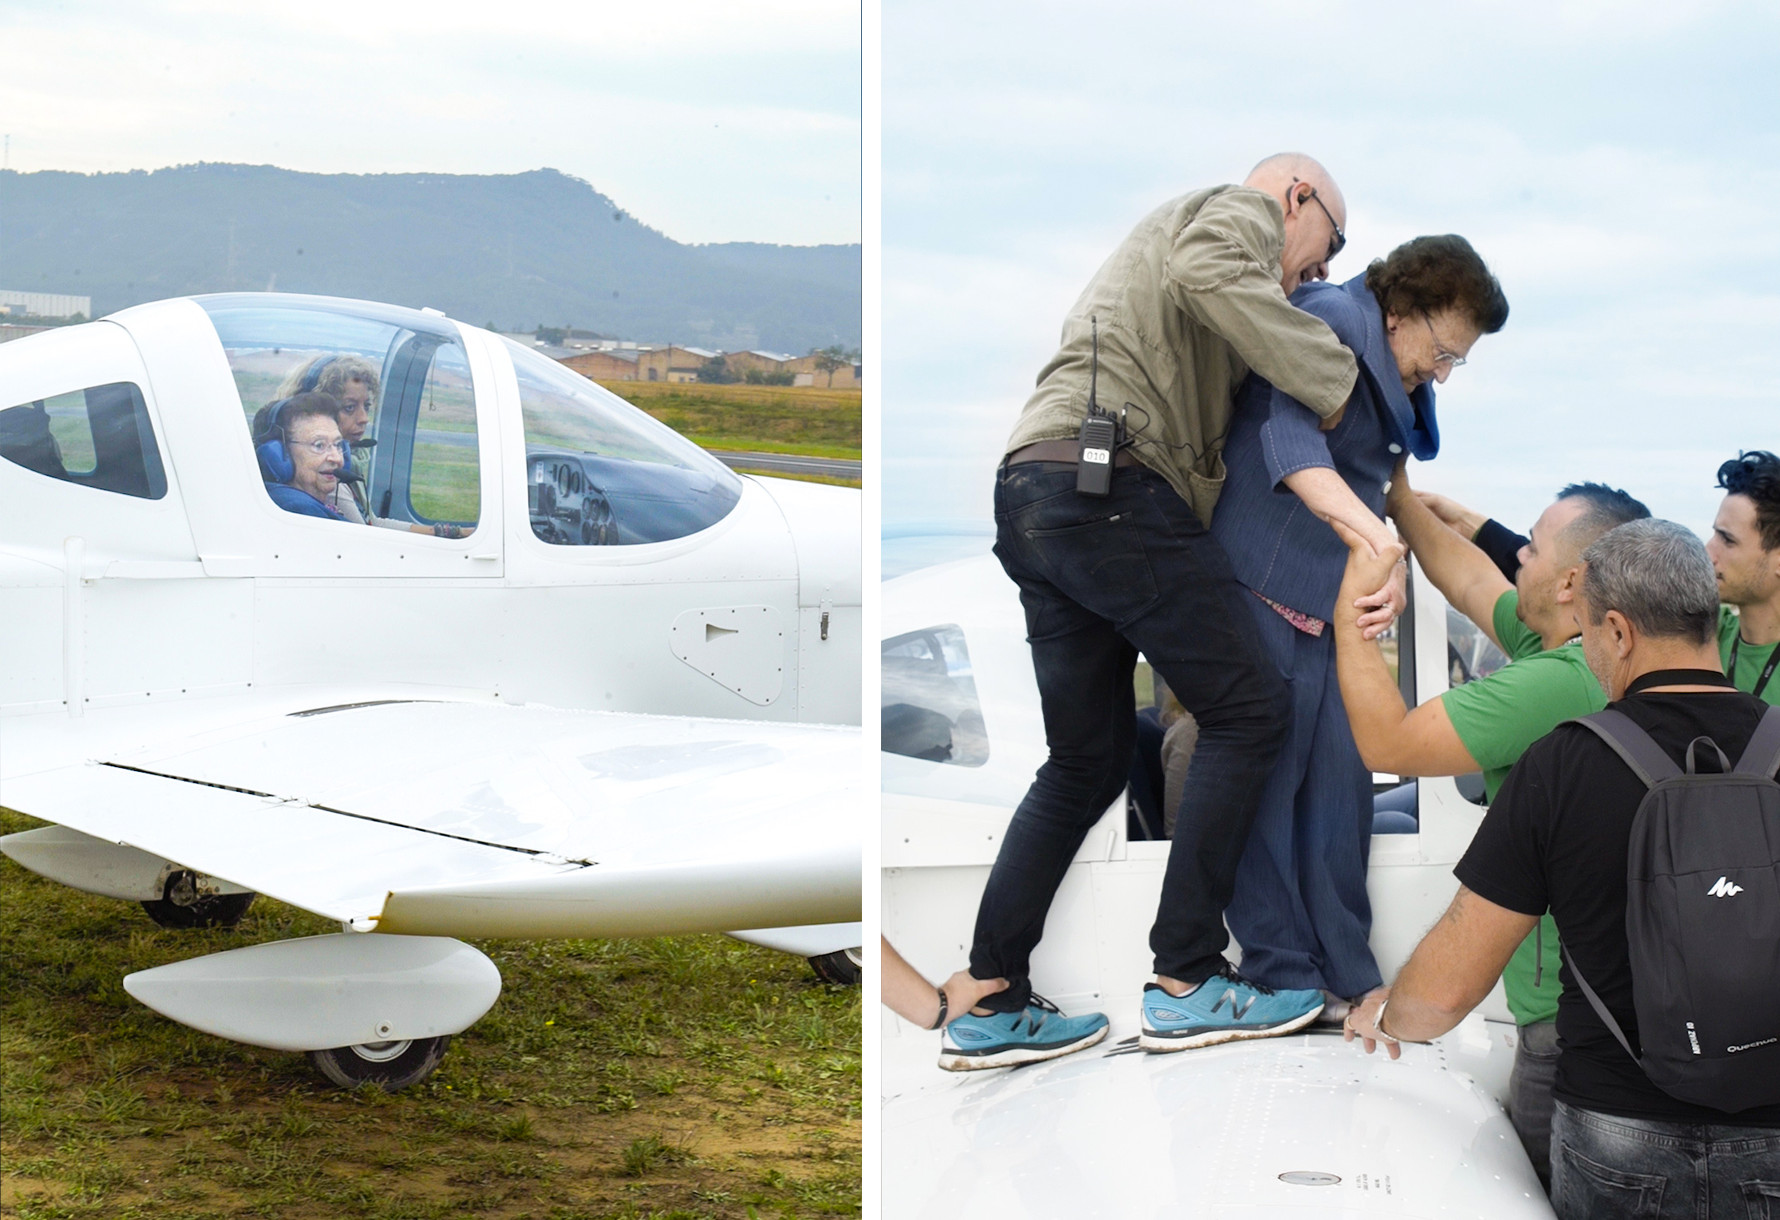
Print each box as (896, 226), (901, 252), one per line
(1, 695), (861, 938)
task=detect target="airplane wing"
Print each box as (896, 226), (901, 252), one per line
(0, 695), (859, 938)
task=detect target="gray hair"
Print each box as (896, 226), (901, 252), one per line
(1580, 519), (1719, 645)
(274, 353), (381, 405)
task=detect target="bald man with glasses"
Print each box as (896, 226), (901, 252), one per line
(939, 154), (1369, 1071)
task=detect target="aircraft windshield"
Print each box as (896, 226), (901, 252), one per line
(508, 339), (741, 546)
(199, 297), (479, 537)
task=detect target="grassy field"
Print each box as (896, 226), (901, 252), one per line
(596, 385), (860, 462)
(0, 811), (860, 1220)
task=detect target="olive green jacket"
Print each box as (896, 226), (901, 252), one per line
(1006, 186), (1358, 524)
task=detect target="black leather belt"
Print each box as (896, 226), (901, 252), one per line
(1006, 439), (1143, 468)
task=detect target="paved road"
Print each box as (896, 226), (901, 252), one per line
(710, 450), (861, 480)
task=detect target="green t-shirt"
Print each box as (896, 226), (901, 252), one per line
(1719, 605), (1780, 706)
(1440, 589), (1608, 1025)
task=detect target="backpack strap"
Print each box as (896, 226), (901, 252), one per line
(1573, 709), (1683, 787)
(1567, 958), (1643, 1072)
(1732, 704), (1780, 779)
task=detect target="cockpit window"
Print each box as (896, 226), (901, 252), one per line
(882, 624), (989, 767)
(0, 381), (167, 500)
(199, 297), (478, 537)
(508, 339), (741, 546)
(1447, 603), (1510, 686)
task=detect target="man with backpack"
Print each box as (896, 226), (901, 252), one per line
(1340, 519), (1780, 1218)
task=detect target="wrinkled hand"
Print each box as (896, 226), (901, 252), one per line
(941, 970), (1009, 1023)
(1354, 559), (1408, 640)
(1342, 986), (1401, 1060)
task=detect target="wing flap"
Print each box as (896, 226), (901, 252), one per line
(377, 845), (860, 939)
(0, 761), (571, 925)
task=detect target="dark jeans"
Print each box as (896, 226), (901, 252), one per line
(969, 462), (1289, 1009)
(1550, 1101), (1780, 1220)
(1509, 1020), (1560, 1189)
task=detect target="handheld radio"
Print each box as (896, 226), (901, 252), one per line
(1076, 315), (1121, 497)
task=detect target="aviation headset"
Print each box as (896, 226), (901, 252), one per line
(297, 354), (339, 395)
(254, 392), (345, 484)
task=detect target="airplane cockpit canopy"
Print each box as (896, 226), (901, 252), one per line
(200, 297), (742, 546)
(200, 296), (481, 536)
(506, 340), (742, 546)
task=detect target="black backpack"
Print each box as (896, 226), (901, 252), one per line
(1569, 705), (1780, 1113)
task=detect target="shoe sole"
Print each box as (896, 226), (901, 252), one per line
(937, 1023), (1109, 1071)
(1137, 1001), (1324, 1052)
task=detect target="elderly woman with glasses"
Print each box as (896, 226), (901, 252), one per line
(1204, 234), (1509, 1019)
(257, 393), (350, 520)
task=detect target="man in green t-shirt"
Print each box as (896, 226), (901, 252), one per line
(1708, 451), (1780, 706)
(1328, 470), (1649, 1186)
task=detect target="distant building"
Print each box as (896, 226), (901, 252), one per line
(635, 345), (719, 384)
(722, 350), (797, 378)
(551, 342), (863, 389)
(0, 290), (91, 320)
(783, 353), (861, 390)
(560, 349), (641, 381)
(0, 324), (54, 345)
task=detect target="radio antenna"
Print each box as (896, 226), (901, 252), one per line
(1089, 315), (1101, 416)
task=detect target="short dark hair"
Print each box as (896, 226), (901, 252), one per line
(1364, 235), (1509, 334)
(1581, 520), (1719, 646)
(278, 392), (343, 435)
(1715, 450), (1780, 552)
(1553, 481), (1650, 560)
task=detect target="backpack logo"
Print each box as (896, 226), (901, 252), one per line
(1707, 876), (1745, 898)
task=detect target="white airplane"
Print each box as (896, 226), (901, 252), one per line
(880, 550), (1556, 1218)
(0, 292), (862, 1090)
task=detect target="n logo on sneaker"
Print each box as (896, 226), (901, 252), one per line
(1210, 988), (1257, 1020)
(1707, 876), (1744, 898)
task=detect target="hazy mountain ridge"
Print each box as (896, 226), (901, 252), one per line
(0, 164), (860, 353)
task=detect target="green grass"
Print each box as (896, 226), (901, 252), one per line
(0, 810), (860, 1219)
(407, 446), (482, 524)
(597, 384), (860, 462)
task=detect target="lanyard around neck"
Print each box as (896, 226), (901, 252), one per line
(1729, 632), (1779, 699)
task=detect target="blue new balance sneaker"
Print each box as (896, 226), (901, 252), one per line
(938, 995), (1110, 1071)
(1139, 964), (1324, 1051)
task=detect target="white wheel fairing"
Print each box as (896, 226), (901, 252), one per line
(122, 933), (501, 1053)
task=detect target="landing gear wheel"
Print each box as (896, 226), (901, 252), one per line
(808, 947), (863, 986)
(308, 1035), (452, 1091)
(140, 870), (257, 929)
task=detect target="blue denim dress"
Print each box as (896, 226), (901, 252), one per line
(1207, 275), (1439, 998)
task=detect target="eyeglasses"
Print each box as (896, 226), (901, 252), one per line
(295, 437), (345, 457)
(1294, 179), (1346, 262)
(1421, 315), (1468, 369)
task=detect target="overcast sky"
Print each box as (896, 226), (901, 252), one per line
(0, 0), (860, 247)
(883, 0), (1780, 573)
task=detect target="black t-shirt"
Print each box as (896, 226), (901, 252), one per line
(1455, 677), (1780, 1125)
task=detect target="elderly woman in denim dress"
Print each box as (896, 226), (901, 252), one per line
(1208, 235), (1509, 1014)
